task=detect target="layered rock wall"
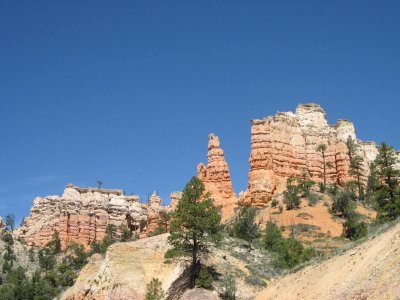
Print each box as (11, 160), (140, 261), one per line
(15, 185), (177, 249)
(241, 104), (379, 207)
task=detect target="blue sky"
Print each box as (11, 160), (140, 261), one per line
(1, 1), (399, 224)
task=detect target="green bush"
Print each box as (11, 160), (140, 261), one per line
(263, 221), (315, 269)
(195, 265), (213, 289)
(232, 207), (260, 248)
(284, 178), (301, 210)
(263, 221), (282, 250)
(148, 226), (166, 237)
(119, 224), (133, 242)
(343, 217), (368, 241)
(272, 238), (315, 269)
(271, 197), (279, 208)
(145, 278), (165, 300)
(332, 191), (356, 219)
(220, 272), (236, 300)
(307, 193), (320, 206)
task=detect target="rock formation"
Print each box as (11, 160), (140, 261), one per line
(197, 133), (238, 220)
(167, 192), (183, 211)
(15, 184), (178, 249)
(240, 104), (379, 207)
(61, 234), (189, 300)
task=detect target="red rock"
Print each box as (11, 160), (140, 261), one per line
(197, 133), (238, 221)
(241, 104), (379, 207)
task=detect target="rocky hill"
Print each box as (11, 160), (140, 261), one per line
(255, 221), (400, 300)
(15, 185), (182, 249)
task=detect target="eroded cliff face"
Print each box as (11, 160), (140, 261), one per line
(15, 185), (178, 249)
(240, 104), (379, 207)
(197, 133), (238, 221)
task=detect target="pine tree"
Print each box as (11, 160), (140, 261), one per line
(145, 278), (165, 300)
(374, 142), (400, 220)
(317, 144), (328, 190)
(5, 214), (15, 231)
(232, 207), (260, 249)
(47, 231), (61, 255)
(346, 136), (365, 199)
(165, 176), (221, 288)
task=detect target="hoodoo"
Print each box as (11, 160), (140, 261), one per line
(197, 133), (238, 220)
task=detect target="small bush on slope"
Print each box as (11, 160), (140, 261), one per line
(263, 221), (315, 269)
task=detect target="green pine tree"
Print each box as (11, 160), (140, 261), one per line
(165, 176), (221, 288)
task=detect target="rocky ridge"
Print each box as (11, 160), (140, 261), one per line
(15, 185), (181, 249)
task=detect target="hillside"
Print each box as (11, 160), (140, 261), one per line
(256, 222), (400, 300)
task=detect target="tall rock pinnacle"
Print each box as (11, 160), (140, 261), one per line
(197, 133), (238, 220)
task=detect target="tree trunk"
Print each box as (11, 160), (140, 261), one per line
(189, 239), (198, 288)
(323, 153), (326, 187)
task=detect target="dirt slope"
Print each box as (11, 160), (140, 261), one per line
(256, 222), (400, 300)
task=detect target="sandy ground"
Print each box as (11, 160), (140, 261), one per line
(255, 222), (400, 300)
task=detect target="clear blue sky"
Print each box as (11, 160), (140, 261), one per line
(1, 1), (399, 224)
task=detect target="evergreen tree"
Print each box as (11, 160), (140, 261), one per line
(5, 214), (15, 232)
(47, 231), (61, 255)
(158, 210), (171, 232)
(38, 248), (56, 275)
(374, 143), (400, 220)
(317, 143), (328, 190)
(165, 177), (221, 288)
(346, 136), (365, 199)
(145, 278), (165, 300)
(29, 246), (36, 262)
(283, 177), (301, 210)
(118, 224), (133, 242)
(232, 207), (260, 248)
(298, 169), (315, 197)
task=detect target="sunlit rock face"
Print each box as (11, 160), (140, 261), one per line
(0, 216), (5, 234)
(240, 104), (379, 207)
(197, 133), (238, 221)
(15, 185), (179, 249)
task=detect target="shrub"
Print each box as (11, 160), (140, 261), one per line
(263, 221), (282, 250)
(148, 226), (166, 237)
(307, 192), (320, 206)
(119, 224), (133, 242)
(263, 221), (315, 269)
(326, 184), (339, 196)
(272, 238), (315, 269)
(195, 265), (213, 289)
(145, 278), (165, 300)
(332, 191), (357, 219)
(232, 207), (260, 248)
(278, 205), (283, 213)
(271, 197), (279, 208)
(245, 275), (266, 287)
(284, 178), (301, 210)
(220, 272), (236, 300)
(343, 217), (368, 241)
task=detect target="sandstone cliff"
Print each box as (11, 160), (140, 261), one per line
(198, 133), (238, 221)
(61, 234), (188, 300)
(240, 104), (379, 207)
(15, 185), (177, 249)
